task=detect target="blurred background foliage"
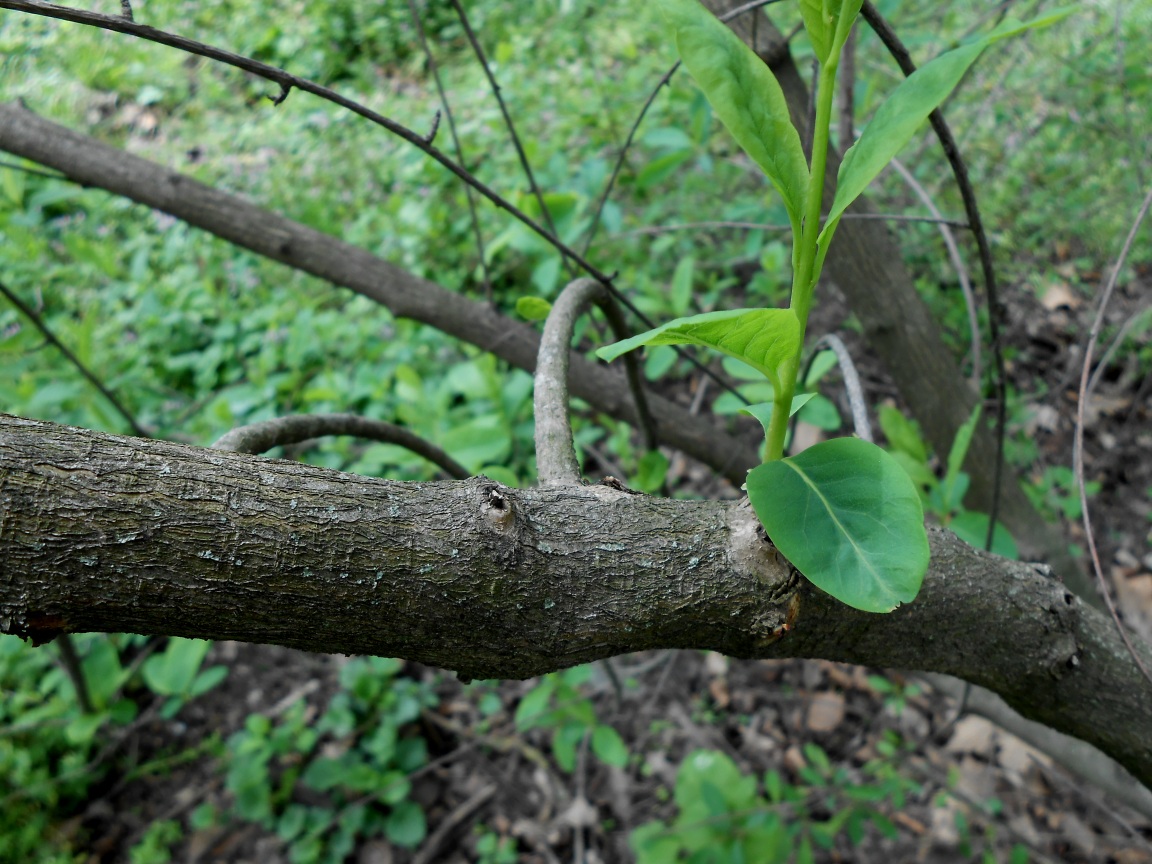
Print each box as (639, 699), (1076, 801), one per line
(1, 0), (1149, 860)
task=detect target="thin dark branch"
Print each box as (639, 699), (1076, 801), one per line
(211, 413), (469, 480)
(448, 0), (565, 257)
(422, 109), (441, 146)
(534, 278), (606, 485)
(860, 2), (1006, 554)
(54, 633), (93, 714)
(406, 0), (493, 301)
(0, 277), (147, 438)
(1074, 182), (1152, 688)
(582, 61), (677, 258)
(598, 296), (659, 453)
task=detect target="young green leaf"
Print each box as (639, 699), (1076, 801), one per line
(746, 438), (929, 612)
(950, 511), (1018, 560)
(596, 308), (800, 392)
(657, 0), (809, 231)
(738, 394), (816, 439)
(878, 405), (927, 464)
(797, 0), (832, 62)
(941, 404), (982, 508)
(515, 296), (552, 321)
(820, 10), (1075, 238)
(798, 0), (864, 63)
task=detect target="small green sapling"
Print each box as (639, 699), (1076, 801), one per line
(598, 0), (1072, 612)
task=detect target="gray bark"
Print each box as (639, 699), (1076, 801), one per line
(2, 414), (1151, 788)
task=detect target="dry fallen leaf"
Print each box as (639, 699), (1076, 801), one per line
(804, 691), (845, 733)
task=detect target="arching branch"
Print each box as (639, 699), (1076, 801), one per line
(212, 414), (470, 480)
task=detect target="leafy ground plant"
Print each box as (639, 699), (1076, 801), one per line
(514, 665), (630, 773)
(598, 0), (1070, 612)
(879, 405), (1018, 559)
(630, 741), (920, 864)
(224, 656), (435, 863)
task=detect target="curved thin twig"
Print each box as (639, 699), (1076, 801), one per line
(888, 157), (982, 386)
(0, 277), (148, 438)
(212, 413), (469, 480)
(815, 333), (872, 443)
(860, 1), (1008, 554)
(789, 333), (872, 453)
(534, 278), (606, 485)
(1074, 182), (1152, 687)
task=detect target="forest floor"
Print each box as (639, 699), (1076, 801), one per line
(66, 258), (1152, 864)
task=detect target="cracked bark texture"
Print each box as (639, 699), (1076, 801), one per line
(2, 415), (1151, 787)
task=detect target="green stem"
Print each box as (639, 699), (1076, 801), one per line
(764, 58), (841, 463)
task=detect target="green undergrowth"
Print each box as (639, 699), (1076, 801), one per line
(0, 0), (1146, 859)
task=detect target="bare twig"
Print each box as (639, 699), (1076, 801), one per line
(406, 0), (493, 301)
(598, 296), (659, 452)
(814, 334), (872, 443)
(1074, 182), (1152, 688)
(411, 784), (498, 864)
(211, 413), (469, 480)
(535, 278), (607, 485)
(0, 277), (147, 438)
(582, 62), (677, 257)
(448, 0), (565, 257)
(53, 633), (93, 714)
(860, 2), (1007, 554)
(1087, 299), (1152, 397)
(888, 157), (982, 386)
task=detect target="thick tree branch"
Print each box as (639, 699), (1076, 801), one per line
(0, 102), (761, 485)
(2, 414), (1151, 787)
